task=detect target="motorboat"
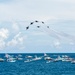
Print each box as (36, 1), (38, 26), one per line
(44, 56), (52, 60)
(0, 58), (4, 62)
(53, 55), (62, 62)
(71, 59), (75, 63)
(7, 60), (16, 62)
(5, 53), (10, 59)
(32, 55), (42, 61)
(17, 58), (23, 60)
(62, 55), (73, 62)
(71, 61), (75, 64)
(25, 55), (33, 59)
(6, 55), (16, 62)
(7, 58), (16, 62)
(16, 56), (23, 60)
(62, 55), (69, 58)
(62, 58), (72, 62)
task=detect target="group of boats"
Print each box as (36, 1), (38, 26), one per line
(0, 53), (75, 64)
(44, 54), (75, 64)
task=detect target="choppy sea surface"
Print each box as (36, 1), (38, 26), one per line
(0, 53), (75, 75)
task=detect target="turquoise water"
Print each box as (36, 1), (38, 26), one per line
(0, 53), (75, 75)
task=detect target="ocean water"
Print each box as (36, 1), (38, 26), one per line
(0, 53), (75, 75)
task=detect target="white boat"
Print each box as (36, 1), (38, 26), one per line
(62, 58), (72, 62)
(16, 56), (23, 60)
(7, 60), (16, 62)
(7, 59), (16, 62)
(25, 55), (33, 59)
(44, 56), (52, 60)
(71, 60), (75, 64)
(7, 58), (16, 62)
(32, 55), (42, 61)
(57, 55), (62, 60)
(24, 55), (42, 62)
(62, 55), (72, 62)
(54, 55), (62, 62)
(5, 53), (10, 59)
(17, 58), (23, 60)
(62, 55), (69, 58)
(0, 58), (4, 62)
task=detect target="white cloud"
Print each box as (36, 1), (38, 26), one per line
(7, 32), (27, 49)
(0, 28), (9, 39)
(0, 28), (9, 50)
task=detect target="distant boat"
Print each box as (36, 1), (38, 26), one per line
(44, 56), (52, 60)
(54, 55), (62, 62)
(7, 58), (16, 62)
(5, 53), (10, 59)
(17, 57), (23, 60)
(62, 55), (69, 58)
(7, 60), (16, 62)
(25, 55), (33, 59)
(62, 55), (73, 62)
(0, 58), (4, 62)
(16, 56), (23, 60)
(24, 55), (42, 62)
(32, 55), (42, 61)
(6, 55), (16, 62)
(71, 59), (75, 64)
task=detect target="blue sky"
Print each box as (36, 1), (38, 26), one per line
(0, 0), (75, 53)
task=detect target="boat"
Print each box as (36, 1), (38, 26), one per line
(71, 59), (75, 64)
(17, 58), (23, 60)
(62, 58), (72, 62)
(71, 60), (75, 64)
(24, 55), (42, 62)
(32, 55), (42, 61)
(44, 56), (52, 60)
(16, 56), (23, 60)
(0, 58), (4, 62)
(7, 56), (16, 62)
(25, 55), (33, 59)
(53, 55), (62, 62)
(5, 53), (10, 59)
(7, 58), (16, 62)
(62, 55), (73, 62)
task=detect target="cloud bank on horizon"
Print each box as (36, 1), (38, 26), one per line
(0, 0), (75, 53)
